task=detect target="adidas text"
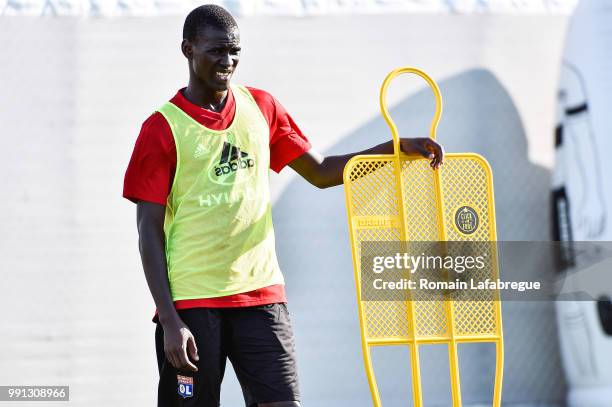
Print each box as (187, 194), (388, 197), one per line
(214, 158), (255, 176)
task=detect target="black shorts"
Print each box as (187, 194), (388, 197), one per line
(155, 303), (300, 407)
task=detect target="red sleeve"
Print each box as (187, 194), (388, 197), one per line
(247, 87), (312, 173)
(123, 112), (177, 205)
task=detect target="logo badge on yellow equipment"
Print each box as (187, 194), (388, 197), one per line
(455, 205), (479, 234)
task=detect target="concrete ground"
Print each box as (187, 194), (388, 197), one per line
(0, 14), (567, 406)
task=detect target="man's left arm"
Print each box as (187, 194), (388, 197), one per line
(289, 138), (444, 189)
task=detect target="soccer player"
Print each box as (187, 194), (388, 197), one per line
(123, 5), (443, 407)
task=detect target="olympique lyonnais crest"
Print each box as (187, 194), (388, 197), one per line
(177, 375), (194, 399)
(455, 205), (479, 235)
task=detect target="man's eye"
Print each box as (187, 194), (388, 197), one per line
(208, 47), (240, 56)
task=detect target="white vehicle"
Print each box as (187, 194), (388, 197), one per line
(553, 0), (612, 405)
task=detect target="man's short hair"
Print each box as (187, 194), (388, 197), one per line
(183, 5), (238, 41)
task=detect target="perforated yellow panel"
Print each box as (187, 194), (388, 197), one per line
(343, 68), (503, 407)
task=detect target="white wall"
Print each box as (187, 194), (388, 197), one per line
(0, 0), (578, 17)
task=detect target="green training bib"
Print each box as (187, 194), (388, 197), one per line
(158, 85), (284, 300)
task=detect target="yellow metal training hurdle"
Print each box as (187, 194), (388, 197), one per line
(343, 67), (503, 406)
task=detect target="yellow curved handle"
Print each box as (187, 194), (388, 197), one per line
(379, 67), (443, 156)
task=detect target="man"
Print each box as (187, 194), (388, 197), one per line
(123, 5), (443, 407)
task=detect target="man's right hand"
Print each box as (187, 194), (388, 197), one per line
(163, 318), (199, 372)
(136, 201), (200, 372)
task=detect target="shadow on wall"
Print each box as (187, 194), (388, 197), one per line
(273, 69), (566, 406)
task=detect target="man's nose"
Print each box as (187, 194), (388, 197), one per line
(219, 53), (232, 67)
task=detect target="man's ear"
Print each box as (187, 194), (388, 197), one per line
(181, 39), (192, 59)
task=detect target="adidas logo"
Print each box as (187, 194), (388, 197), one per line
(214, 142), (255, 177)
(194, 143), (208, 159)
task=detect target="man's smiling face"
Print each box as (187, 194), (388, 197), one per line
(184, 26), (241, 93)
